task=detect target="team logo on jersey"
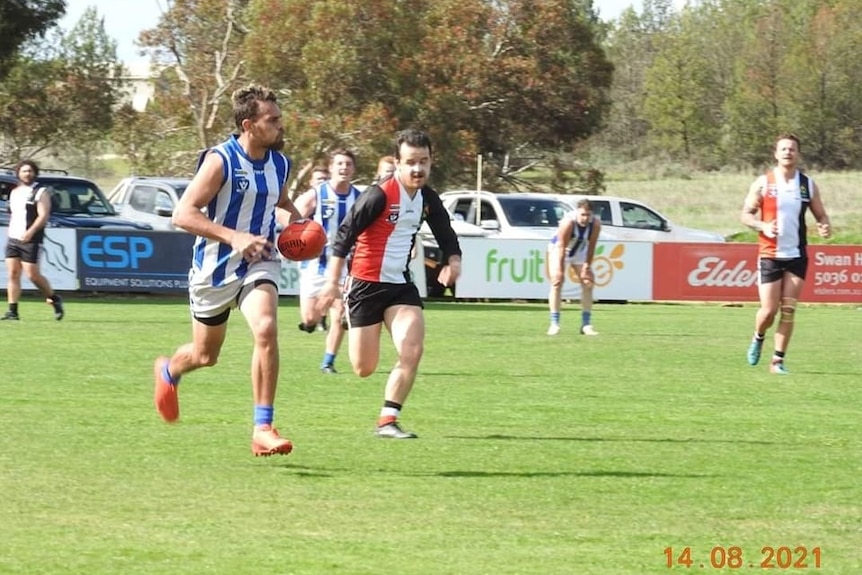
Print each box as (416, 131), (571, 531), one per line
(321, 199), (337, 220)
(236, 178), (250, 192)
(765, 184), (778, 198)
(799, 178), (810, 201)
(388, 203), (400, 224)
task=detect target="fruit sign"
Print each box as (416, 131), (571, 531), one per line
(653, 243), (862, 303)
(455, 237), (653, 300)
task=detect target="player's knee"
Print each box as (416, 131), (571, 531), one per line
(252, 315), (278, 343)
(399, 341), (424, 368)
(352, 362), (376, 378)
(761, 305), (779, 322)
(779, 304), (796, 323)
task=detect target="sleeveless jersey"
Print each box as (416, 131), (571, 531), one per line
(300, 181), (362, 274)
(549, 214), (597, 262)
(8, 184), (47, 243)
(190, 135), (291, 287)
(759, 169), (812, 259)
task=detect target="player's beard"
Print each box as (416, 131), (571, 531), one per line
(269, 134), (285, 151)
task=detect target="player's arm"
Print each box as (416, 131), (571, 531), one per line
(585, 218), (601, 266)
(424, 188), (462, 286)
(555, 219), (574, 265)
(21, 188), (51, 242)
(424, 188), (462, 265)
(808, 181), (831, 238)
(276, 181), (304, 227)
(740, 176), (770, 234)
(174, 151), (270, 261)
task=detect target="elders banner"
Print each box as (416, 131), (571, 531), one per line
(653, 243), (862, 303)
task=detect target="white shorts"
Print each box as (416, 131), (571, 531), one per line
(299, 260), (346, 299)
(547, 246), (584, 269)
(188, 260), (280, 318)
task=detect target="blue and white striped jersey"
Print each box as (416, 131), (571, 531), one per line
(190, 135), (291, 287)
(549, 215), (597, 262)
(300, 182), (362, 274)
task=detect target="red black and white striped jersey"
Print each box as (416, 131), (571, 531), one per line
(757, 169), (813, 259)
(331, 176), (461, 283)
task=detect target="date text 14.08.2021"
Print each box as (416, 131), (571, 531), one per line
(664, 546), (821, 569)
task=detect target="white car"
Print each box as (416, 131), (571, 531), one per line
(106, 176), (192, 231)
(554, 194), (726, 243)
(439, 190), (573, 239)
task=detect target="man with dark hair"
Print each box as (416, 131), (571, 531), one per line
(546, 198), (601, 336)
(741, 133), (831, 374)
(316, 128), (461, 438)
(152, 84), (303, 456)
(3, 159), (64, 321)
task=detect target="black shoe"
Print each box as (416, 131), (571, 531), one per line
(317, 317), (328, 332)
(297, 322), (316, 334)
(320, 365), (337, 374)
(375, 421), (418, 439)
(50, 297), (64, 321)
(1, 311), (20, 321)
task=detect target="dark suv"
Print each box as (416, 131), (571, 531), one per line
(0, 169), (153, 230)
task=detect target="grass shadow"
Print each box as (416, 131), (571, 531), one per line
(425, 470), (713, 479)
(448, 434), (778, 445)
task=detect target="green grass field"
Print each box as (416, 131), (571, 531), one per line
(1, 297), (859, 574)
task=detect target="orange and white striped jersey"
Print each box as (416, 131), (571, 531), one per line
(756, 168), (813, 259)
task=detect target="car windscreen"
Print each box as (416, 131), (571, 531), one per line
(42, 180), (117, 216)
(497, 196), (571, 227)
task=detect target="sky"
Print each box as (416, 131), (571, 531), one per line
(59, 0), (656, 64)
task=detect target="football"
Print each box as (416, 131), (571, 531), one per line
(277, 219), (328, 261)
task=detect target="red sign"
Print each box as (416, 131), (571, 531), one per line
(653, 243), (862, 303)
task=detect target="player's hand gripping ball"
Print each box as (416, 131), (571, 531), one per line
(277, 219), (328, 261)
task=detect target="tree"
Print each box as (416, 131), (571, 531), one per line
(0, 0), (66, 78)
(643, 14), (715, 162)
(138, 0), (248, 150)
(58, 6), (125, 172)
(0, 6), (124, 165)
(596, 7), (655, 159)
(0, 51), (69, 160)
(242, 0), (612, 190)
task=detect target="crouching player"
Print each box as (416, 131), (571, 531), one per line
(547, 198), (601, 336)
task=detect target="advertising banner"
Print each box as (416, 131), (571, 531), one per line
(653, 243), (862, 303)
(803, 245), (862, 303)
(76, 230), (194, 292)
(455, 237), (653, 300)
(0, 229), (78, 290)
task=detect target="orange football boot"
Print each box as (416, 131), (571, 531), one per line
(252, 425), (293, 457)
(153, 356), (179, 423)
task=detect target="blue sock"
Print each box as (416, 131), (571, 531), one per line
(321, 352), (335, 368)
(162, 363), (180, 386)
(581, 310), (591, 326)
(550, 312), (560, 325)
(254, 405), (274, 426)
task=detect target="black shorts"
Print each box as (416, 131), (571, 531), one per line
(759, 257), (808, 284)
(4, 238), (41, 264)
(345, 278), (423, 327)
